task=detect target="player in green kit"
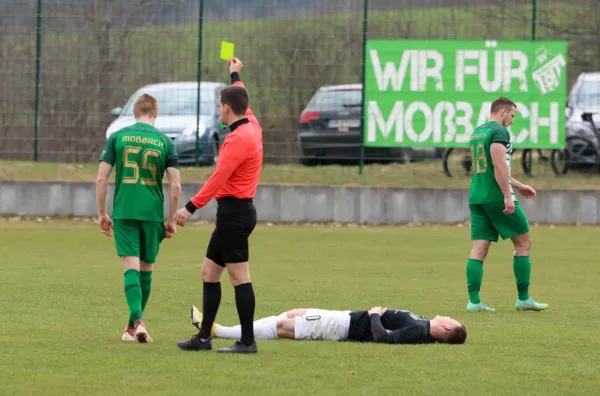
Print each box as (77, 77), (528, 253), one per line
(96, 94), (182, 342)
(465, 97), (548, 313)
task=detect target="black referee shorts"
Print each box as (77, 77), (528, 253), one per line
(206, 197), (257, 267)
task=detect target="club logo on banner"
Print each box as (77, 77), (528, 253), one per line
(363, 40), (568, 149)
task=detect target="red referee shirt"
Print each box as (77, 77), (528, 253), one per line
(186, 76), (263, 211)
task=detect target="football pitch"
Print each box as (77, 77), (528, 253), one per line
(1, 220), (599, 395)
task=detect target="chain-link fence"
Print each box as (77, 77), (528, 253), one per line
(1, 0), (599, 178)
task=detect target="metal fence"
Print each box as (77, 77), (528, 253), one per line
(1, 0), (599, 176)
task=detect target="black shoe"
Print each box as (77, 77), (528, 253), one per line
(216, 340), (257, 354)
(177, 334), (212, 351)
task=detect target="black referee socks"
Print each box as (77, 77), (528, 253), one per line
(234, 283), (256, 346)
(199, 282), (222, 339)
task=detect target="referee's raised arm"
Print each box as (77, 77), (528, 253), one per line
(176, 57), (264, 354)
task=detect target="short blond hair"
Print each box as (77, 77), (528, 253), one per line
(133, 94), (158, 118)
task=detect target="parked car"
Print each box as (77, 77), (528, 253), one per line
(567, 72), (600, 137)
(564, 72), (600, 167)
(106, 81), (229, 166)
(297, 84), (439, 166)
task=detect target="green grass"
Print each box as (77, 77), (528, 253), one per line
(1, 219), (600, 395)
(2, 159), (600, 189)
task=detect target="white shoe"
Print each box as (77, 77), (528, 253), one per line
(190, 305), (217, 337)
(134, 320), (152, 343)
(121, 326), (136, 342)
(191, 305), (202, 330)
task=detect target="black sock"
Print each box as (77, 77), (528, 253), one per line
(234, 283), (256, 346)
(199, 282), (221, 339)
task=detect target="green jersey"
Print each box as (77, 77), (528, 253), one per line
(100, 122), (178, 222)
(468, 121), (515, 205)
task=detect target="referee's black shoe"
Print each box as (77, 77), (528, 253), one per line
(177, 334), (212, 351)
(216, 341), (257, 354)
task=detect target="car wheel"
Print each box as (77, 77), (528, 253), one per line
(298, 146), (320, 166)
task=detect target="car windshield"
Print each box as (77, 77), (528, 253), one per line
(122, 87), (216, 116)
(577, 81), (600, 108)
(313, 89), (362, 108)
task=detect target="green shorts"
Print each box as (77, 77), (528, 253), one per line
(113, 219), (165, 264)
(470, 201), (530, 242)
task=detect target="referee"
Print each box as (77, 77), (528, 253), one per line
(175, 57), (263, 354)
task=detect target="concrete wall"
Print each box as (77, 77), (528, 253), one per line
(1, 181), (600, 225)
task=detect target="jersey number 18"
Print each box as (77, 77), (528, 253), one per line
(470, 142), (487, 174)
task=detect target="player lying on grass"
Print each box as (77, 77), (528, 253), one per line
(186, 305), (467, 345)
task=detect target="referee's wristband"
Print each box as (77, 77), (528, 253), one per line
(185, 201), (198, 214)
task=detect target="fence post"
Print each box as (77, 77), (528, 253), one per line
(33, 0), (42, 162)
(531, 0), (537, 40)
(358, 0), (369, 175)
(524, 0), (537, 174)
(194, 0), (205, 167)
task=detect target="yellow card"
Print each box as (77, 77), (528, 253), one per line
(220, 41), (234, 60)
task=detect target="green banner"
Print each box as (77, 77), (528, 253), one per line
(363, 39), (568, 149)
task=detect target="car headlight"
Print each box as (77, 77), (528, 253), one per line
(567, 122), (595, 138)
(180, 123), (206, 141)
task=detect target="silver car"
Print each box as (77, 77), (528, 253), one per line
(564, 72), (600, 166)
(567, 72), (600, 136)
(106, 81), (229, 166)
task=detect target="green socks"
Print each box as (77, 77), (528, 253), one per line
(466, 256), (532, 303)
(466, 259), (483, 304)
(124, 269), (142, 325)
(126, 270), (152, 327)
(140, 271), (153, 313)
(513, 255), (531, 301)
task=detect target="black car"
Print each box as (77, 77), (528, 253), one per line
(297, 84), (437, 165)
